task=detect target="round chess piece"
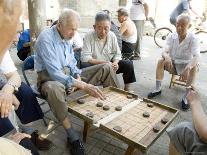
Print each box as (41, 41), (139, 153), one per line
(96, 102), (103, 107)
(143, 112), (150, 117)
(103, 105), (110, 111)
(113, 126), (122, 132)
(115, 106), (122, 111)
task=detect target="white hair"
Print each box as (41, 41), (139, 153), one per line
(176, 14), (192, 25)
(58, 8), (80, 26)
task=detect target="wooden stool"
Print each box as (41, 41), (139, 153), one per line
(169, 74), (187, 88)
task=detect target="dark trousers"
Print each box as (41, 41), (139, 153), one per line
(121, 40), (136, 54)
(117, 60), (136, 84)
(17, 46), (31, 61)
(20, 138), (40, 155)
(80, 60), (136, 84)
(0, 82), (43, 136)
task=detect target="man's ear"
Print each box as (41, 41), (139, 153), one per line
(188, 23), (192, 29)
(93, 25), (96, 30)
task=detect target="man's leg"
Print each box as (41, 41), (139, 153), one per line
(133, 20), (144, 58)
(116, 60), (136, 91)
(0, 117), (14, 136)
(81, 63), (120, 88)
(167, 122), (207, 155)
(148, 58), (176, 98)
(41, 81), (84, 154)
(14, 82), (52, 150)
(181, 65), (198, 110)
(15, 82), (44, 133)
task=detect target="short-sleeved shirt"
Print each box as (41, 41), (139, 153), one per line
(170, 0), (191, 22)
(130, 0), (146, 20)
(0, 51), (17, 74)
(81, 31), (122, 62)
(164, 32), (200, 74)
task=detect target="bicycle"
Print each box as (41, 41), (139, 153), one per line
(153, 16), (207, 53)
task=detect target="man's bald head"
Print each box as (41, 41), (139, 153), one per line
(176, 14), (191, 37)
(58, 8), (80, 27)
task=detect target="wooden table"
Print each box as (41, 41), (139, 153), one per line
(67, 87), (179, 155)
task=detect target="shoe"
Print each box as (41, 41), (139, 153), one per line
(147, 90), (162, 99)
(31, 130), (53, 150)
(181, 99), (190, 111)
(68, 139), (85, 155)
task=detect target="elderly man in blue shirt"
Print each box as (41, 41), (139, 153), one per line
(34, 8), (119, 155)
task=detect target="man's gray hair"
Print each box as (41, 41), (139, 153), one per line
(95, 11), (111, 23)
(176, 14), (192, 25)
(117, 8), (128, 16)
(58, 8), (80, 26)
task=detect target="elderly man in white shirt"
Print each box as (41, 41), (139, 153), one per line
(81, 11), (136, 91)
(147, 14), (200, 111)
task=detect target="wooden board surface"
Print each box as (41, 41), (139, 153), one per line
(100, 98), (178, 151)
(67, 87), (138, 124)
(67, 87), (178, 152)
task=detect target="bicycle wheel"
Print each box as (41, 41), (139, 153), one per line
(195, 31), (207, 53)
(154, 27), (172, 48)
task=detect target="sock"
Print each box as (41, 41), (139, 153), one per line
(19, 125), (35, 135)
(155, 80), (162, 91)
(66, 128), (80, 143)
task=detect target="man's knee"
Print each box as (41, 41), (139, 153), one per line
(41, 81), (65, 97)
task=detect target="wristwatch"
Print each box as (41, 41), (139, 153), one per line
(7, 82), (19, 93)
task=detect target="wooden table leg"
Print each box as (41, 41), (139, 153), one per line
(83, 121), (90, 142)
(125, 146), (135, 155)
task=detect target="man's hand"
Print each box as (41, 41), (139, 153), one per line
(83, 84), (106, 100)
(0, 91), (13, 118)
(66, 75), (81, 95)
(180, 67), (190, 81)
(111, 62), (119, 72)
(8, 132), (31, 144)
(186, 88), (200, 106)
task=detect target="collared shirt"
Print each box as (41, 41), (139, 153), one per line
(164, 32), (200, 65)
(81, 31), (122, 63)
(130, 0), (146, 20)
(34, 25), (81, 88)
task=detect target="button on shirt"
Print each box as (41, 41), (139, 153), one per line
(164, 32), (200, 64)
(34, 25), (81, 88)
(81, 31), (122, 62)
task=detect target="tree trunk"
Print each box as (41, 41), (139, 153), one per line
(27, 0), (46, 53)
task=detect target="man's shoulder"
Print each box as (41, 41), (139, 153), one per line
(84, 30), (96, 38)
(38, 27), (53, 41)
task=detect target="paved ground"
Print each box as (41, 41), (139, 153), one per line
(9, 35), (207, 155)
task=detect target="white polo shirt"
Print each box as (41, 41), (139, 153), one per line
(130, 0), (147, 20)
(0, 51), (17, 74)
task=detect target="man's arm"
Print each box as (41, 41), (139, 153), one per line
(119, 22), (127, 35)
(0, 71), (21, 118)
(143, 2), (149, 20)
(187, 90), (207, 143)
